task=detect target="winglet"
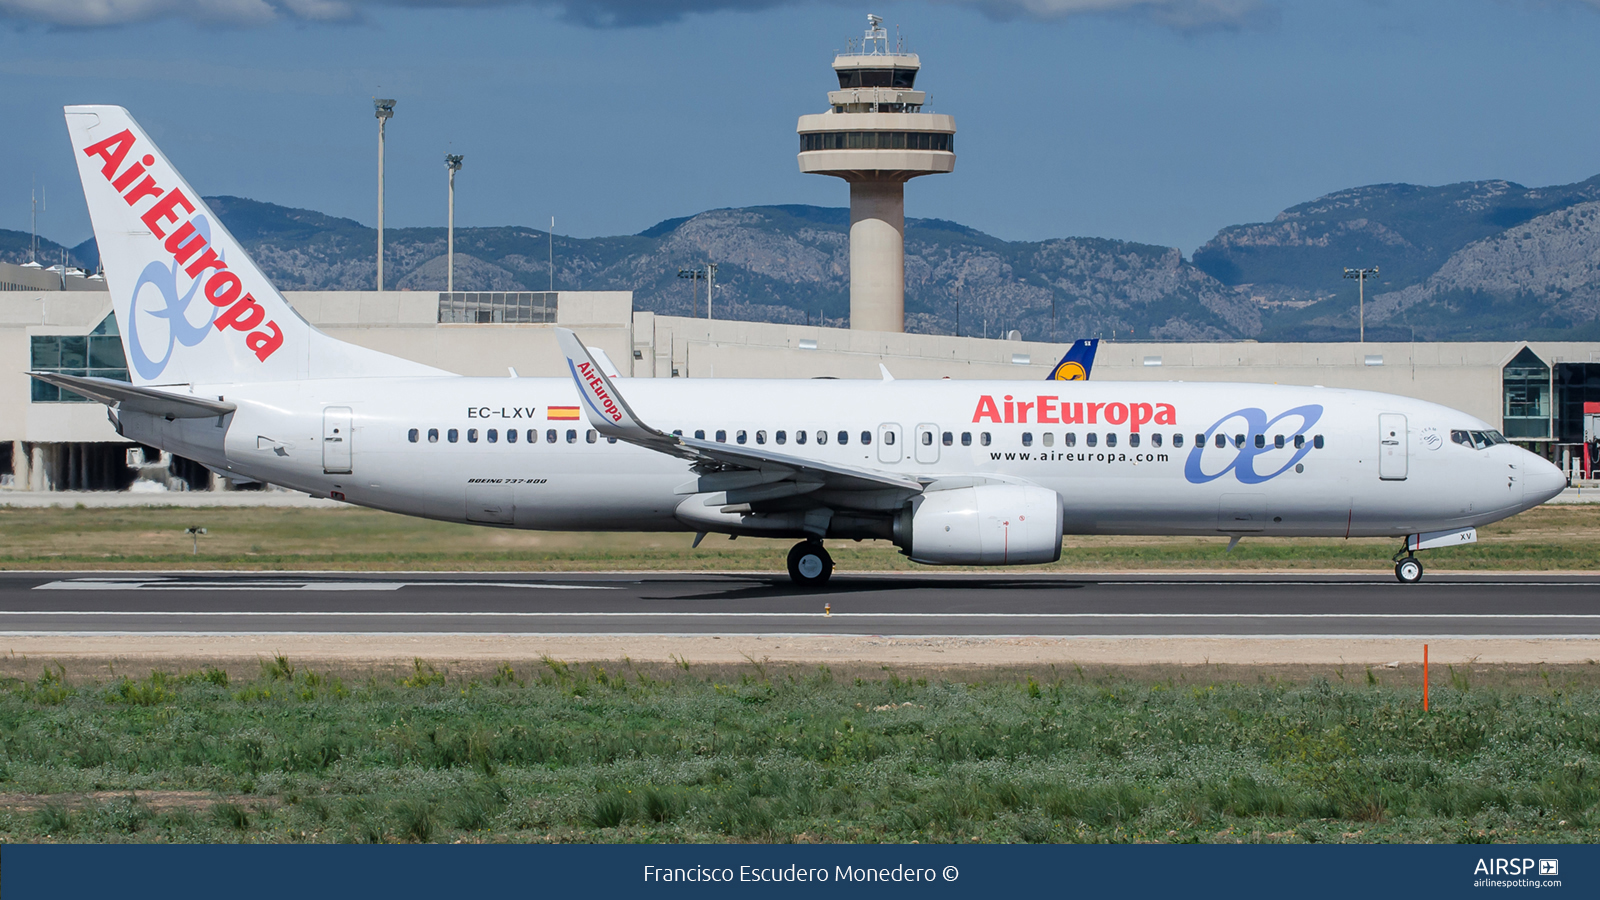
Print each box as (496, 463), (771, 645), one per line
(554, 328), (654, 441)
(879, 363), (894, 382)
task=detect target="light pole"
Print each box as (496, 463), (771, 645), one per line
(705, 261), (717, 320)
(445, 154), (463, 293)
(1344, 266), (1379, 342)
(374, 99), (395, 291)
(677, 267), (705, 318)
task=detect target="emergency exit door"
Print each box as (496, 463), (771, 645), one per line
(323, 407), (352, 474)
(1378, 413), (1407, 481)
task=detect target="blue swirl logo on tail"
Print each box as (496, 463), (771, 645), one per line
(125, 215), (221, 380)
(1184, 404), (1324, 484)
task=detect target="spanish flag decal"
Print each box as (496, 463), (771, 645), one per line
(547, 406), (580, 421)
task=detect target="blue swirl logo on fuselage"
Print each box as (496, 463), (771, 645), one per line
(1183, 404), (1324, 484)
(125, 215), (221, 381)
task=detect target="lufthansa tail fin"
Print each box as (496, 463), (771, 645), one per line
(64, 106), (444, 386)
(1047, 339), (1098, 381)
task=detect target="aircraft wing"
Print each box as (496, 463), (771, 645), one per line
(28, 372), (236, 419)
(553, 328), (923, 498)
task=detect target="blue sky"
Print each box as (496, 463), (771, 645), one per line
(4, 0), (1600, 254)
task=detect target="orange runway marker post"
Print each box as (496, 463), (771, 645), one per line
(1423, 643), (1430, 712)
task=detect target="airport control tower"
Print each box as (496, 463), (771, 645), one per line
(798, 16), (955, 333)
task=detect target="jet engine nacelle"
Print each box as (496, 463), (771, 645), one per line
(897, 484), (1064, 565)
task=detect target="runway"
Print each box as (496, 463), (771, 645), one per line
(2, 571), (1599, 637)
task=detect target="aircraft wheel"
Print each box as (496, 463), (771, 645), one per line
(1395, 557), (1424, 584)
(787, 541), (833, 588)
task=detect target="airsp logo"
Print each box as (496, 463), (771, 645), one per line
(1540, 859), (1559, 876)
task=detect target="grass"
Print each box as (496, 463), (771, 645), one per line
(0, 659), (1596, 843)
(0, 503), (1596, 572)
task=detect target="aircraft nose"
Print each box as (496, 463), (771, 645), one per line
(1523, 454), (1568, 506)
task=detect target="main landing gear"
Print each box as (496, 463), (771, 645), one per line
(787, 540), (834, 588)
(1393, 542), (1425, 584)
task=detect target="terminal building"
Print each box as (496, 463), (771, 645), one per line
(3, 260), (1597, 493)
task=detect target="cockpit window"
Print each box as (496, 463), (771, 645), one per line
(1453, 429), (1506, 450)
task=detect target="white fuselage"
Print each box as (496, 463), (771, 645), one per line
(115, 376), (1567, 541)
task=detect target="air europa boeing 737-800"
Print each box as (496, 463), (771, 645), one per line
(36, 106), (1567, 586)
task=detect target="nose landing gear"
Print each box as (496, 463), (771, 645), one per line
(1394, 555), (1424, 584)
(787, 541), (834, 587)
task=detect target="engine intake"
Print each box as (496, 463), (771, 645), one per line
(897, 484), (1063, 565)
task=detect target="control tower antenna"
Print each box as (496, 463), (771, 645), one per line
(796, 16), (955, 333)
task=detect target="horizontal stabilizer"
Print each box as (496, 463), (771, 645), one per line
(28, 372), (235, 419)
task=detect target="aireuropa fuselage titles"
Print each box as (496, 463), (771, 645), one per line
(122, 376), (1554, 538)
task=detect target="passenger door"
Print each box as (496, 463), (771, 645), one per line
(1379, 413), (1408, 481)
(322, 407), (352, 474)
(877, 423), (903, 464)
(914, 423), (940, 465)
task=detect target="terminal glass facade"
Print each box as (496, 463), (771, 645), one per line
(800, 131), (952, 152)
(1502, 346), (1551, 438)
(29, 314), (128, 403)
(1555, 362), (1600, 442)
(437, 292), (557, 324)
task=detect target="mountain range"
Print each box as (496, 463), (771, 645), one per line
(9, 173), (1600, 342)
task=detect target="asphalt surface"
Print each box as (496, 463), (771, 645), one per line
(0, 571), (1598, 636)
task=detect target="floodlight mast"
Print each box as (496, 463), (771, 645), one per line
(1343, 266), (1379, 342)
(445, 154), (464, 293)
(374, 98), (395, 290)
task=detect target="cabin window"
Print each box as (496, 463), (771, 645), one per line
(587, 430), (597, 443)
(1197, 434), (1207, 448)
(1313, 434), (1325, 449)
(1214, 433), (1226, 449)
(607, 437), (617, 444)
(1170, 433), (1181, 448)
(1254, 434), (1264, 449)
(408, 428), (419, 443)
(817, 430), (828, 445)
(884, 431), (896, 446)
(737, 430), (747, 444)
(1128, 433), (1140, 448)
(862, 431), (873, 445)
(1234, 434), (1246, 448)
(796, 430), (807, 445)
(695, 430), (705, 440)
(546, 429), (558, 443)
(1021, 432), (1033, 447)
(838, 431), (849, 445)
(1087, 433), (1098, 448)
(448, 429), (459, 443)
(1294, 434), (1305, 449)
(526, 429), (536, 443)
(1106, 433), (1118, 448)
(1274, 434), (1284, 449)
(980, 432), (991, 446)
(942, 431), (953, 446)
(467, 429), (479, 443)
(1063, 432), (1076, 447)
(1150, 433), (1161, 448)
(487, 429), (498, 443)
(756, 430), (767, 445)
(715, 430), (726, 443)
(428, 428), (439, 443)
(961, 432), (972, 446)
(1042, 432), (1054, 447)
(776, 430), (787, 445)
(566, 429), (577, 443)
(506, 428), (517, 444)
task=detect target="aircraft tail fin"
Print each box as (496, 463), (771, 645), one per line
(1047, 339), (1098, 381)
(64, 105), (444, 386)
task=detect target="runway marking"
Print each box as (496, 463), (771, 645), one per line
(2, 611), (1600, 619)
(32, 580), (612, 592)
(1106, 581), (1600, 587)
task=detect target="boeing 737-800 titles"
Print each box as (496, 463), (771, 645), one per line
(35, 106), (1568, 586)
